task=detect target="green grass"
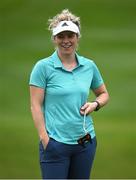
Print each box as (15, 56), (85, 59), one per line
(0, 0), (136, 178)
(92, 117), (136, 178)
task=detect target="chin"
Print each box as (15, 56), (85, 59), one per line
(61, 48), (75, 55)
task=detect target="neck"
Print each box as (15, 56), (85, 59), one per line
(57, 50), (76, 64)
(57, 50), (78, 71)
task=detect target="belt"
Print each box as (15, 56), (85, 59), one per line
(77, 133), (92, 146)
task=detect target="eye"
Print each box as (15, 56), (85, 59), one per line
(67, 33), (76, 38)
(56, 34), (64, 39)
(68, 33), (75, 38)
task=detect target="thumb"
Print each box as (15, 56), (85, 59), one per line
(81, 102), (89, 110)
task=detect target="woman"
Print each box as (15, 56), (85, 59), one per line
(29, 9), (109, 179)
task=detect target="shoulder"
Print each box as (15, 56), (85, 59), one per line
(77, 53), (96, 68)
(35, 55), (53, 68)
(32, 55), (55, 74)
(31, 54), (56, 78)
(83, 57), (95, 65)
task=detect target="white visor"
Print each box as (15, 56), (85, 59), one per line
(52, 20), (80, 36)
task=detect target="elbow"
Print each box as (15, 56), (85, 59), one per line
(105, 91), (110, 104)
(30, 105), (35, 114)
(30, 105), (34, 113)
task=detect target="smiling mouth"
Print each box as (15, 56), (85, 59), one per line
(61, 44), (72, 48)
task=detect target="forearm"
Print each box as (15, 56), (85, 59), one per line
(95, 91), (109, 108)
(80, 92), (109, 115)
(93, 84), (109, 108)
(80, 84), (109, 114)
(31, 105), (48, 141)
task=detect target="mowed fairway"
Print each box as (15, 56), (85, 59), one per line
(0, 0), (136, 178)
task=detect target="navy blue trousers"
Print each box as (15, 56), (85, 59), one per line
(39, 137), (97, 179)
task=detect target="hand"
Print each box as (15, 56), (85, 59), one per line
(41, 136), (50, 150)
(80, 102), (98, 115)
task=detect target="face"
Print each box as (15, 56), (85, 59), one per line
(53, 31), (79, 55)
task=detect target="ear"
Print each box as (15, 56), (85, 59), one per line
(52, 35), (55, 41)
(77, 36), (80, 43)
(52, 36), (57, 45)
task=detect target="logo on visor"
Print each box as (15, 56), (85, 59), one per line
(62, 22), (68, 27)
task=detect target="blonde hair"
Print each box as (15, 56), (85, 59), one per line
(48, 9), (81, 32)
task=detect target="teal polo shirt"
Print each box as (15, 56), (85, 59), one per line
(29, 51), (104, 144)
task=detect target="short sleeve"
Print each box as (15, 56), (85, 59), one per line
(90, 62), (104, 90)
(29, 61), (47, 89)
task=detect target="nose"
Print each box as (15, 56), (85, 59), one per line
(62, 35), (69, 43)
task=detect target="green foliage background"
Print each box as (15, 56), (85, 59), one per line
(0, 0), (136, 178)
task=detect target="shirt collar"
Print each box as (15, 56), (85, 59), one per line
(52, 51), (63, 68)
(51, 50), (85, 69)
(75, 52), (85, 66)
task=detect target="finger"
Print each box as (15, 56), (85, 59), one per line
(84, 106), (91, 114)
(80, 109), (85, 115)
(80, 102), (89, 110)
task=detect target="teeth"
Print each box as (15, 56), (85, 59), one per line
(62, 44), (71, 48)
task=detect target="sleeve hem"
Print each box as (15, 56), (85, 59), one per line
(91, 82), (104, 90)
(29, 83), (45, 89)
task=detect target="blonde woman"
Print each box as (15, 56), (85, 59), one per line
(29, 9), (109, 179)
